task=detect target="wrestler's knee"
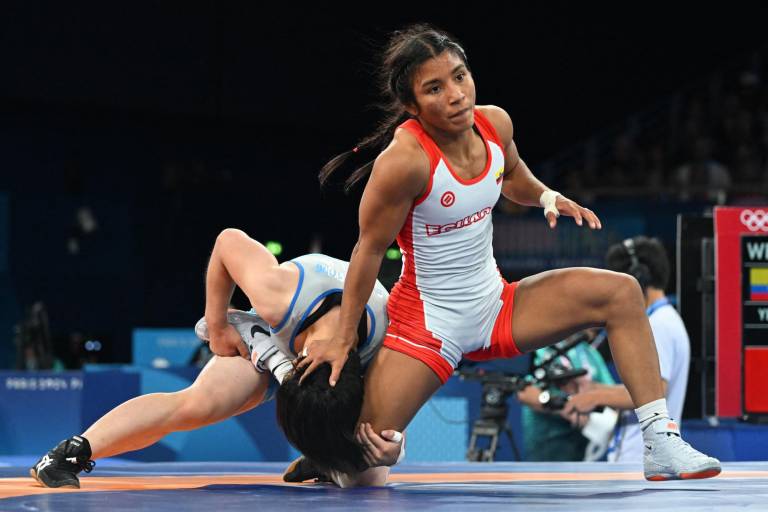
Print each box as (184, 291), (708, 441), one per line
(603, 271), (645, 314)
(172, 389), (220, 428)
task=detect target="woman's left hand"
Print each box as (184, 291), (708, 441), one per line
(547, 195), (602, 230)
(355, 422), (404, 467)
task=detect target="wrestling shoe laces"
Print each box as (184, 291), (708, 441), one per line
(31, 436), (96, 488)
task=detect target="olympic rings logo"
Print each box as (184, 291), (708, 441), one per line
(740, 209), (768, 232)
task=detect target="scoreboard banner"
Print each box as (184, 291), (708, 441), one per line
(714, 207), (768, 417)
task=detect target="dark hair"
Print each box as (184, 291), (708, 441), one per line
(275, 351), (366, 474)
(319, 23), (469, 192)
(605, 236), (671, 291)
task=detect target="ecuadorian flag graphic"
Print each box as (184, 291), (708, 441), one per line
(751, 268), (768, 301)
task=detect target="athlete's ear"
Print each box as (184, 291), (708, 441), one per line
(404, 102), (419, 117)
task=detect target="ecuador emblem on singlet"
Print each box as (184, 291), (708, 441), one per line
(494, 166), (504, 184)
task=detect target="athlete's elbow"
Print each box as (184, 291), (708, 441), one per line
(217, 227), (244, 240)
(216, 228), (247, 248)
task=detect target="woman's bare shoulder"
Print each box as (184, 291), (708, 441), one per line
(477, 105), (513, 145)
(371, 127), (430, 187)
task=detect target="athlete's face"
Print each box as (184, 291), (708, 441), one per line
(407, 51), (476, 132)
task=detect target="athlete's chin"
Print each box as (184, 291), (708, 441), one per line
(448, 109), (474, 128)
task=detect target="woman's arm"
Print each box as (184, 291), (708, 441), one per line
(299, 134), (429, 385)
(480, 105), (601, 230)
(204, 229), (296, 357)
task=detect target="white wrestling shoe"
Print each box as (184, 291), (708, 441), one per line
(643, 418), (721, 481)
(195, 311), (270, 353)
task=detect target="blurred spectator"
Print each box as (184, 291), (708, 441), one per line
(554, 47), (768, 205)
(673, 137), (731, 202)
(67, 206), (99, 256)
(14, 302), (63, 370)
(733, 143), (764, 187)
(605, 134), (644, 188)
(644, 143), (667, 193)
(679, 98), (708, 157)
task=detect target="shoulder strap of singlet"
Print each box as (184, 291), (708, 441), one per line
(295, 291), (367, 351)
(398, 119), (442, 171)
(473, 109), (503, 149)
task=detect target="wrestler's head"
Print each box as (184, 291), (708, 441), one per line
(384, 25), (469, 98)
(385, 24), (476, 131)
(276, 351), (366, 474)
(319, 24), (474, 191)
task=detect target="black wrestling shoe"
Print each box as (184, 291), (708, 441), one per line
(282, 455), (331, 483)
(30, 435), (95, 488)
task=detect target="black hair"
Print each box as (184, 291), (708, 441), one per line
(275, 351), (366, 475)
(605, 236), (671, 291)
(319, 23), (469, 192)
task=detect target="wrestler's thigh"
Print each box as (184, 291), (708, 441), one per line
(187, 355), (270, 418)
(359, 347), (443, 433)
(511, 267), (633, 352)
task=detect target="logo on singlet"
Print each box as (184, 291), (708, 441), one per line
(494, 166), (504, 184)
(425, 206), (493, 236)
(440, 191), (456, 207)
(315, 262), (346, 282)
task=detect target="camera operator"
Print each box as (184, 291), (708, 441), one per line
(516, 331), (616, 461)
(560, 236), (691, 462)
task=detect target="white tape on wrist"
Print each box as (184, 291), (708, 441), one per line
(539, 190), (561, 218)
(390, 430), (405, 465)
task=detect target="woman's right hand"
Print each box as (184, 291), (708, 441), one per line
(297, 336), (353, 386)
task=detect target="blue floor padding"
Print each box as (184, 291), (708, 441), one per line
(3, 461), (767, 511)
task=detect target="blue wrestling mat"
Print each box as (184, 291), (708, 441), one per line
(2, 460), (767, 511)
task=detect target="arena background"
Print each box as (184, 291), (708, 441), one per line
(1, 2), (768, 466)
